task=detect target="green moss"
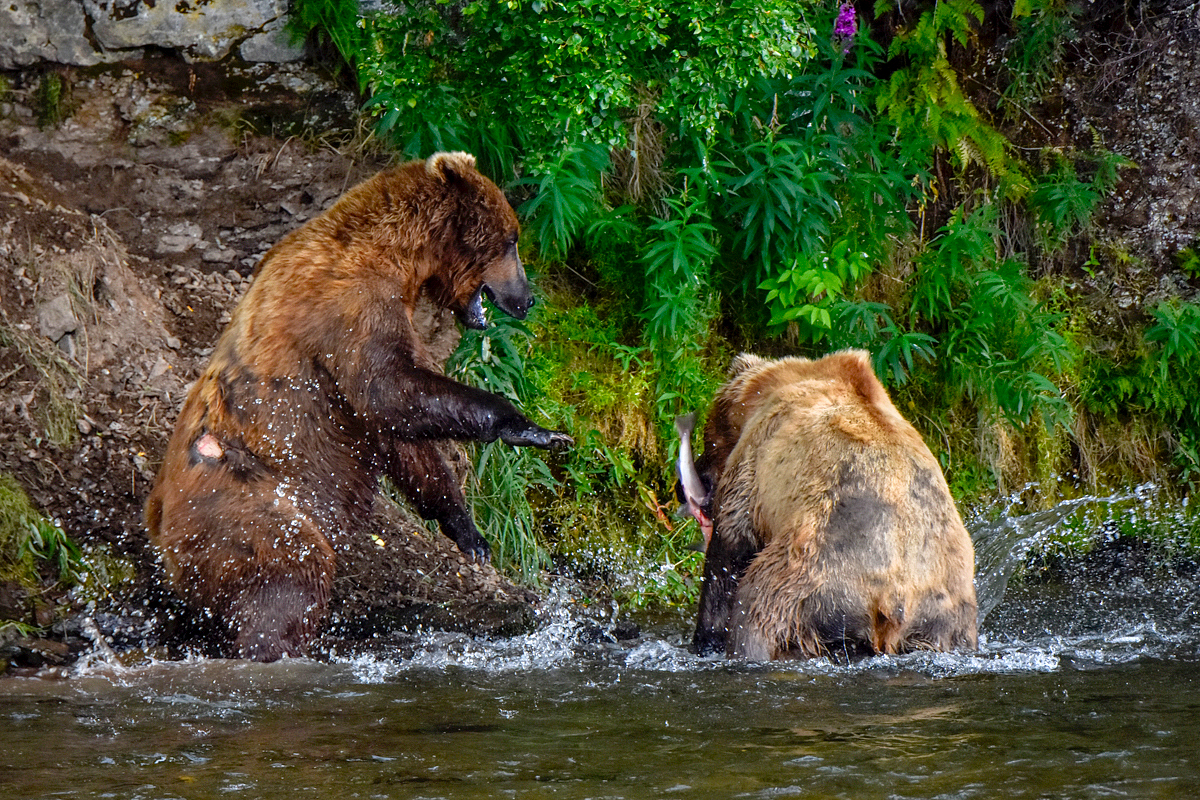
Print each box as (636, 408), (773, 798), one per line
(0, 473), (43, 588)
(35, 72), (72, 129)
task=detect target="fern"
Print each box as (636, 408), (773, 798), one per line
(877, 0), (1029, 198)
(518, 144), (610, 260)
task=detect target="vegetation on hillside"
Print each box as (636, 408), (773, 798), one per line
(288, 0), (1200, 600)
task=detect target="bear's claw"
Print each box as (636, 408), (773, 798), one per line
(501, 425), (574, 450)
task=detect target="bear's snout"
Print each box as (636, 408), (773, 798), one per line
(483, 272), (534, 320)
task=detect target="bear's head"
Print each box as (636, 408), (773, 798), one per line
(426, 152), (532, 330)
(688, 350), (890, 521)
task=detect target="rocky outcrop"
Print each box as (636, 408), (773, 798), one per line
(0, 0), (304, 68)
(1075, 1), (1200, 270)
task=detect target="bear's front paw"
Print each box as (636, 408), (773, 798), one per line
(693, 629), (727, 657)
(501, 425), (573, 450)
(454, 530), (492, 564)
(544, 430), (573, 450)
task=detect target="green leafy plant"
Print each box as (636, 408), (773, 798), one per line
(877, 0), (1027, 196)
(1028, 149), (1131, 254)
(448, 314), (560, 582)
(1145, 301), (1200, 383)
(36, 72), (71, 128)
(1002, 0), (1079, 112)
(18, 518), (83, 585)
(1, 473), (83, 590)
(519, 143), (611, 260)
(292, 0), (1170, 593)
(1174, 246), (1200, 279)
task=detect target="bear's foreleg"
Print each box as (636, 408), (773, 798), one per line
(693, 528), (759, 655)
(693, 453), (763, 655)
(350, 357), (572, 450)
(380, 439), (491, 561)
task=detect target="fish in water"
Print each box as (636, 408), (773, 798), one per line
(675, 412), (713, 551)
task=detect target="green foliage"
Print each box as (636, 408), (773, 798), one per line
(1028, 149), (1132, 253)
(876, 0), (1027, 196)
(35, 72), (71, 129)
(296, 0), (1182, 594)
(640, 187), (719, 421)
(0, 473), (82, 590)
(291, 0), (816, 167)
(1175, 246), (1200, 279)
(1074, 299), (1200, 489)
(288, 0), (367, 67)
(448, 316), (558, 582)
(828, 301), (937, 386)
(1145, 301), (1200, 385)
(715, 27), (916, 341)
(519, 143), (611, 259)
(19, 518), (83, 585)
(1002, 0), (1079, 112)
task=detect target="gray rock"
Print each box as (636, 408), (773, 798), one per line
(1, 0), (305, 67)
(36, 293), (78, 341)
(239, 15), (306, 63)
(84, 0), (296, 63)
(0, 0), (105, 69)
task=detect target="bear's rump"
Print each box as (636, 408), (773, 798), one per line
(153, 473), (336, 598)
(731, 448), (971, 659)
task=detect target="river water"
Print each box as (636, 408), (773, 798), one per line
(3, 495), (1199, 800)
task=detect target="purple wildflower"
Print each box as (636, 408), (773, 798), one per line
(833, 2), (857, 53)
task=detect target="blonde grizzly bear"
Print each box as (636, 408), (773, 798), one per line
(146, 152), (571, 662)
(678, 350), (977, 660)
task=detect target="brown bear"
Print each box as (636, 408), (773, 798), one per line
(677, 350), (977, 660)
(145, 152), (572, 662)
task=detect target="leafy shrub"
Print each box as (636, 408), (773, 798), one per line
(293, 0), (1172, 589)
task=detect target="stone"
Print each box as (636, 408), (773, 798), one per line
(84, 0), (296, 63)
(36, 293), (78, 342)
(0, 0), (104, 69)
(1, 0), (306, 67)
(239, 14), (306, 63)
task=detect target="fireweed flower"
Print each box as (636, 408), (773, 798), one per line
(834, 2), (857, 52)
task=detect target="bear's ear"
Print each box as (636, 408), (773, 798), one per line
(728, 352), (766, 378)
(427, 151), (478, 184)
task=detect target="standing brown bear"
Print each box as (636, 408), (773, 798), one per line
(146, 152), (571, 662)
(677, 350), (977, 660)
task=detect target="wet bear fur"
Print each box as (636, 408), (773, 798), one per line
(145, 152), (570, 662)
(688, 350), (977, 660)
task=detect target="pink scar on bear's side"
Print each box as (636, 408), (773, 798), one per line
(195, 433), (224, 460)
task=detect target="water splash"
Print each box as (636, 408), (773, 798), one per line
(44, 483), (1198, 687)
(969, 483), (1154, 621)
(340, 584), (603, 680)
